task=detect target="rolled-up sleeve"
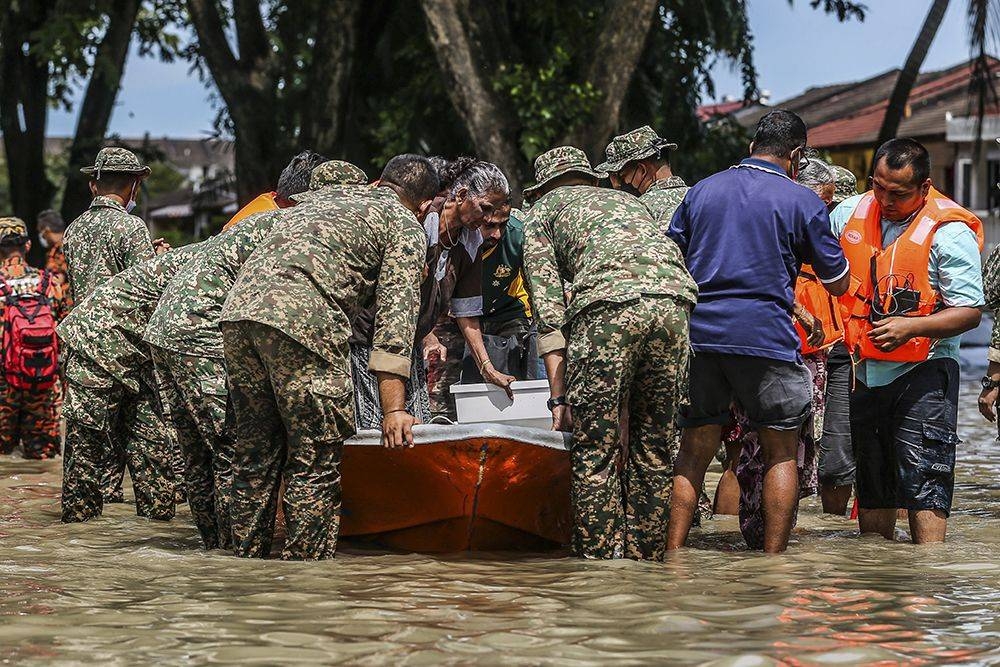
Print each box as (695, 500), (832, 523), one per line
(449, 245), (484, 318)
(522, 203), (568, 355)
(370, 218), (427, 377)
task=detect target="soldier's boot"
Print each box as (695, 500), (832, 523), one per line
(280, 438), (344, 560)
(60, 421), (106, 522)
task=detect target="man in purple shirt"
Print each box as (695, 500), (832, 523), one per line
(666, 110), (850, 553)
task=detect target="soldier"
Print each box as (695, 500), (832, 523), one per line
(36, 209), (71, 308)
(521, 146), (698, 561)
(62, 146), (162, 503)
(144, 159), (368, 550)
(58, 243), (203, 523)
(0, 217), (68, 459)
(219, 154), (437, 560)
(598, 126), (688, 224)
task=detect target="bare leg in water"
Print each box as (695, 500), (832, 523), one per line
(713, 441), (741, 515)
(758, 427), (800, 553)
(667, 425), (722, 550)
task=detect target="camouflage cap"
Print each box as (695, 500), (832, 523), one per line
(830, 165), (859, 205)
(309, 160), (368, 190)
(595, 126), (677, 173)
(80, 147), (151, 178)
(523, 146), (607, 197)
(0, 216), (28, 242)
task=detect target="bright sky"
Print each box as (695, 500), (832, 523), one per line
(47, 0), (977, 139)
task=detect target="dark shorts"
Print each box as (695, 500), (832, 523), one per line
(680, 352), (812, 431)
(851, 358), (960, 516)
(818, 343), (855, 487)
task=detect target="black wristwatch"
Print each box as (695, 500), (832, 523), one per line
(982, 376), (1000, 390)
(547, 395), (569, 411)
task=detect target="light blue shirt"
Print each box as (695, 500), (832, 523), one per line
(830, 193), (984, 387)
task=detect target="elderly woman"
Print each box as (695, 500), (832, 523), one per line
(349, 157), (512, 429)
(719, 156), (839, 548)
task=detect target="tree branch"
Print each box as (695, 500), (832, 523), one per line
(232, 0), (270, 66)
(185, 0), (245, 105)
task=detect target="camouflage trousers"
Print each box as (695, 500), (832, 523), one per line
(60, 355), (176, 522)
(0, 377), (61, 459)
(221, 321), (355, 560)
(152, 348), (233, 550)
(426, 317), (465, 421)
(566, 296), (690, 561)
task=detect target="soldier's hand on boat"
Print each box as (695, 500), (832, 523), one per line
(867, 316), (914, 351)
(382, 410), (416, 448)
(484, 367), (516, 400)
(551, 404), (572, 432)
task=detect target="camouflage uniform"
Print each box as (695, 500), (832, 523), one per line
(985, 243), (1000, 362)
(597, 126), (687, 224)
(144, 168), (366, 550)
(522, 146), (698, 561)
(0, 218), (69, 459)
(830, 165), (859, 206)
(58, 244), (202, 522)
(220, 185), (425, 560)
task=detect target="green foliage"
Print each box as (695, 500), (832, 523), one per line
(674, 116), (752, 183)
(144, 161), (187, 201)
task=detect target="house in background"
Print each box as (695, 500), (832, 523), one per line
(729, 57), (1000, 250)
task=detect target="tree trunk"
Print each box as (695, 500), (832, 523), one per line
(0, 5), (56, 264)
(875, 0), (950, 149)
(561, 0), (659, 160)
(60, 0), (143, 222)
(419, 0), (524, 194)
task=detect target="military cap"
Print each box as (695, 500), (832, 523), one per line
(80, 147), (151, 178)
(309, 160), (368, 190)
(830, 165), (859, 205)
(522, 146), (607, 198)
(595, 126), (677, 173)
(0, 216), (28, 242)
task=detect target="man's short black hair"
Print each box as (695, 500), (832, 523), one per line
(276, 150), (328, 200)
(0, 236), (29, 254)
(380, 154), (440, 204)
(92, 172), (141, 194)
(752, 109), (808, 159)
(37, 209), (65, 233)
(873, 138), (930, 186)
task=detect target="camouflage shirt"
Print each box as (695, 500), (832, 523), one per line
(221, 186), (427, 377)
(57, 243), (203, 391)
(985, 243), (1000, 362)
(145, 210), (282, 358)
(640, 176), (689, 225)
(522, 185), (698, 354)
(63, 196), (155, 307)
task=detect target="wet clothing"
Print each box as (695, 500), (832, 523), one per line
(818, 343), (855, 487)
(63, 195), (154, 308)
(220, 187), (425, 559)
(851, 357), (960, 515)
(668, 158), (848, 362)
(350, 345), (430, 431)
(682, 352), (813, 431)
(640, 175), (688, 225)
(426, 317), (466, 420)
(523, 186), (695, 561)
(0, 257), (68, 459)
(830, 194), (984, 386)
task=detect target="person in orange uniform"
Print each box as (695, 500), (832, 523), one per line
(831, 138), (983, 544)
(223, 151), (328, 230)
(36, 209), (72, 309)
(0, 217), (69, 459)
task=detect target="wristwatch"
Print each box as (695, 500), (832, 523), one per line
(982, 376), (1000, 390)
(547, 395), (569, 411)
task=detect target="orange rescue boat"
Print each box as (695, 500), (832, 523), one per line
(340, 423), (571, 552)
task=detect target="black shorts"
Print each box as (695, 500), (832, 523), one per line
(818, 343), (855, 487)
(680, 352), (812, 431)
(851, 358), (960, 516)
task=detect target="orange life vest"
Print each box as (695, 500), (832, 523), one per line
(839, 187), (983, 363)
(794, 265), (844, 354)
(223, 192), (281, 231)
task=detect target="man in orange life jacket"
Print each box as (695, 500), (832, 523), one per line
(830, 138), (984, 544)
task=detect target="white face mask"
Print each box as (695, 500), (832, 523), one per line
(125, 181), (139, 213)
(38, 235), (50, 249)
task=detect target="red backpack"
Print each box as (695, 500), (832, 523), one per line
(0, 271), (59, 391)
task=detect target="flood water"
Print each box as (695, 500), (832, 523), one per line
(2, 384), (1000, 665)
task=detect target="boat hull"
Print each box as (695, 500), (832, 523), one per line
(341, 424), (572, 552)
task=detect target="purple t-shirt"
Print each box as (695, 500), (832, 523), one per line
(667, 158), (848, 363)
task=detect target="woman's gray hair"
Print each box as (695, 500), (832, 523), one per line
(797, 157), (835, 195)
(439, 156), (510, 198)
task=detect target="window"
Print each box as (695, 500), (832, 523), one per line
(987, 159), (1000, 211)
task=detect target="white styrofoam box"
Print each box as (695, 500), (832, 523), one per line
(450, 379), (551, 430)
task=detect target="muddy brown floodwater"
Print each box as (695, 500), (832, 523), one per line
(2, 383), (1000, 665)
